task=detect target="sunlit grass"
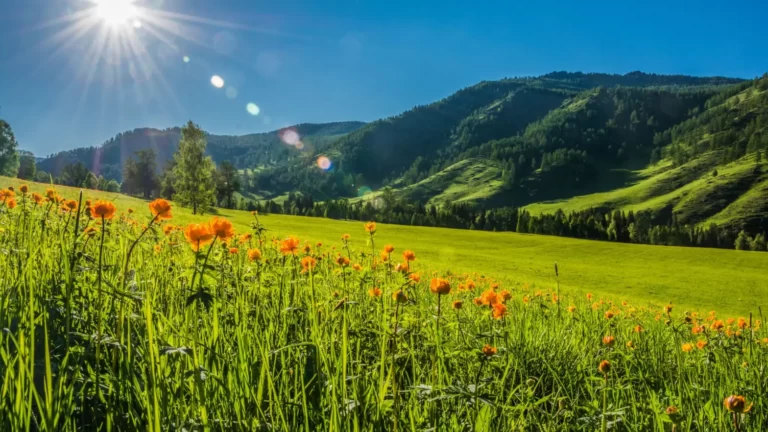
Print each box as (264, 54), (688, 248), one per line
(0, 180), (766, 430)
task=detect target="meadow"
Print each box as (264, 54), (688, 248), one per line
(2, 177), (768, 317)
(0, 179), (767, 430)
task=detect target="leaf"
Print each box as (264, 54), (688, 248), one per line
(186, 288), (214, 311)
(160, 346), (193, 356)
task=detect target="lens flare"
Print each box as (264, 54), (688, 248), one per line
(246, 103), (260, 115)
(210, 75), (224, 88)
(225, 86), (238, 99)
(183, 56), (190, 63)
(279, 127), (300, 146)
(317, 156), (332, 171)
(357, 186), (373, 197)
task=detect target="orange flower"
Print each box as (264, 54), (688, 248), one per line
(368, 287), (382, 298)
(604, 311), (614, 320)
(395, 262), (408, 273)
(392, 290), (408, 304)
(31, 193), (43, 204)
(45, 188), (55, 199)
(280, 236), (300, 255)
(248, 248), (262, 262)
(19, 184), (29, 194)
(364, 221), (376, 233)
(184, 223), (214, 251)
(239, 233), (252, 244)
(586, 293), (593, 300)
(379, 252), (389, 262)
(737, 317), (748, 329)
(6, 198), (17, 209)
(229, 247), (239, 255)
(429, 278), (451, 295)
(341, 233), (350, 241)
(300, 256), (317, 273)
(482, 345), (497, 357)
(148, 198), (172, 220)
(316, 242), (322, 247)
(452, 300), (463, 310)
(492, 303), (507, 319)
(602, 336), (615, 346)
(472, 297), (483, 306)
(336, 255), (350, 266)
(409, 273), (421, 282)
(710, 320), (725, 331)
(383, 244), (394, 254)
(163, 225), (175, 235)
(696, 340), (708, 350)
(665, 406), (679, 415)
(402, 250), (416, 262)
(634, 325), (643, 333)
(352, 263), (363, 271)
(0, 189), (14, 200)
(90, 200), (117, 219)
(723, 395), (752, 413)
(664, 305), (673, 314)
(598, 360), (611, 375)
(153, 244), (162, 254)
(499, 290), (512, 302)
(85, 200), (91, 206)
(303, 243), (312, 254)
(209, 217), (235, 240)
(682, 343), (694, 352)
(567, 305), (576, 313)
(65, 200), (78, 211)
(480, 289), (498, 306)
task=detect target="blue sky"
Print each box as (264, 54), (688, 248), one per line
(1, 0), (766, 156)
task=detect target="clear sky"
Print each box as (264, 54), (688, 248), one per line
(1, 0), (766, 156)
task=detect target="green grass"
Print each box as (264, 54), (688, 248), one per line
(362, 158), (505, 207)
(1, 178), (767, 430)
(525, 153), (768, 229)
(4, 176), (768, 317)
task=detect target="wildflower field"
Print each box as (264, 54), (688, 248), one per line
(0, 180), (767, 430)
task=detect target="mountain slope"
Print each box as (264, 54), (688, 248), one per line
(37, 121), (365, 181)
(523, 77), (768, 231)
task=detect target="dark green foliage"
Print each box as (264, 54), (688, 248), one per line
(17, 151), (36, 180)
(214, 161), (241, 208)
(0, 120), (19, 177)
(121, 149), (159, 199)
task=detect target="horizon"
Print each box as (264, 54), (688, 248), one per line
(2, 0), (767, 156)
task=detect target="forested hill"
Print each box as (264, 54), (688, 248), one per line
(36, 121), (365, 182)
(253, 71), (744, 198)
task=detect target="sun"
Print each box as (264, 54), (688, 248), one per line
(93, 0), (138, 27)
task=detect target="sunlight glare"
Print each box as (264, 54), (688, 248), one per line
(94, 0), (138, 27)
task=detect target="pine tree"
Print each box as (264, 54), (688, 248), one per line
(172, 121), (216, 214)
(0, 120), (20, 177)
(734, 230), (751, 251)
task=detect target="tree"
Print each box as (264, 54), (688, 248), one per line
(750, 233), (767, 251)
(59, 162), (95, 187)
(734, 230), (751, 250)
(0, 120), (20, 177)
(172, 121), (216, 214)
(159, 160), (177, 199)
(34, 170), (51, 183)
(122, 149), (159, 199)
(17, 152), (36, 180)
(214, 161), (241, 208)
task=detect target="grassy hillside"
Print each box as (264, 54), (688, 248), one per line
(5, 176), (768, 316)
